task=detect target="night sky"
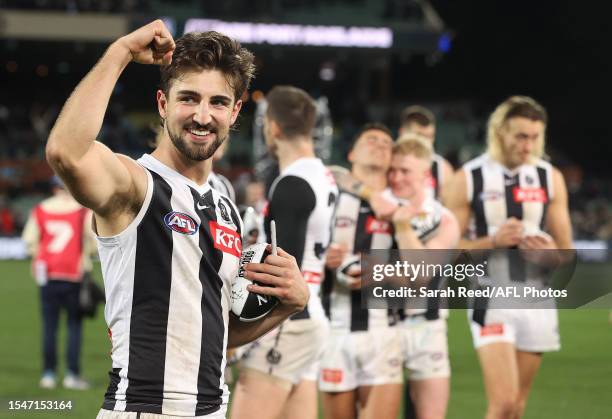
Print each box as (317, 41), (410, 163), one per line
(429, 0), (612, 175)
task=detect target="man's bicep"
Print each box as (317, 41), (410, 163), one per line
(546, 169), (573, 248)
(446, 170), (471, 234)
(57, 141), (141, 214)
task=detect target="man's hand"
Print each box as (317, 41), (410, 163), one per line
(369, 191), (399, 220)
(518, 233), (562, 267)
(244, 246), (309, 313)
(326, 243), (348, 270)
(391, 204), (418, 227)
(115, 19), (175, 65)
(493, 217), (523, 248)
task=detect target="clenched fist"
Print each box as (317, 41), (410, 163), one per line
(115, 19), (175, 66)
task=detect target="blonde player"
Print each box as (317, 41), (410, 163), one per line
(446, 96), (573, 419)
(386, 135), (460, 419)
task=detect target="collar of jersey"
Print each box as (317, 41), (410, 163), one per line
(281, 157), (320, 174)
(139, 153), (212, 195)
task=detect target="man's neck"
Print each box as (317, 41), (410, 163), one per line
(276, 136), (316, 172)
(351, 164), (388, 192)
(152, 138), (213, 186)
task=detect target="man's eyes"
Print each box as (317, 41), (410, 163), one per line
(211, 99), (230, 107)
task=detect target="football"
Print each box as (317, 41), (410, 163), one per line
(230, 242), (279, 322)
(336, 254), (361, 288)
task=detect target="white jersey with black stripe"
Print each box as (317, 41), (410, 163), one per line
(426, 153), (446, 201)
(264, 158), (338, 321)
(463, 153), (553, 238)
(383, 189), (450, 318)
(324, 190), (395, 331)
(96, 154), (243, 417)
(463, 153), (555, 287)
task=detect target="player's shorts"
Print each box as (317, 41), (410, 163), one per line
(301, 358), (320, 382)
(401, 316), (450, 381)
(96, 405), (226, 418)
(468, 308), (560, 352)
(318, 327), (403, 392)
(240, 317), (329, 385)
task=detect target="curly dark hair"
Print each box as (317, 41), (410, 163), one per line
(160, 31), (255, 101)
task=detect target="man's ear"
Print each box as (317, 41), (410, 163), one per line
(230, 100), (243, 125)
(157, 90), (167, 120)
(270, 119), (283, 140)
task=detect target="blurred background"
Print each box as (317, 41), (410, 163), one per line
(0, 1), (610, 418)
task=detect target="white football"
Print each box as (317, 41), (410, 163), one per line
(336, 254), (361, 287)
(231, 242), (279, 322)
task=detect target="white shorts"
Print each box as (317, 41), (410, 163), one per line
(240, 318), (329, 385)
(318, 327), (403, 392)
(401, 317), (450, 380)
(468, 308), (560, 352)
(96, 405), (227, 418)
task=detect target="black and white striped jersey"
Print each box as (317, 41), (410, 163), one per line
(323, 190), (395, 332)
(382, 190), (450, 320)
(264, 158), (338, 321)
(427, 153), (445, 200)
(464, 153), (553, 239)
(463, 153), (554, 284)
(207, 171), (236, 202)
(96, 154), (243, 416)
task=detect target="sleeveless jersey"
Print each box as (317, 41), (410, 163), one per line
(323, 190), (395, 331)
(97, 154), (243, 416)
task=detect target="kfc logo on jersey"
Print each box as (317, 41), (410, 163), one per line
(513, 187), (548, 203)
(164, 212), (199, 235)
(365, 216), (392, 234)
(210, 221), (242, 257)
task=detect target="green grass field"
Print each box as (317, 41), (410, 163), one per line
(1, 260), (611, 418)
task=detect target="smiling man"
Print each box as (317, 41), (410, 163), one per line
(46, 20), (309, 419)
(446, 96), (573, 419)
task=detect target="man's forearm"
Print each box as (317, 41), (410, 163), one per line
(394, 222), (425, 250)
(47, 42), (131, 170)
(458, 236), (495, 250)
(227, 304), (296, 349)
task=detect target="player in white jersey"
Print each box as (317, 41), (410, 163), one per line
(446, 96), (573, 419)
(319, 123), (404, 419)
(384, 134), (460, 419)
(46, 21), (309, 418)
(399, 105), (454, 203)
(231, 86), (338, 419)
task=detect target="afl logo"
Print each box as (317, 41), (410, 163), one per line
(164, 212), (199, 235)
